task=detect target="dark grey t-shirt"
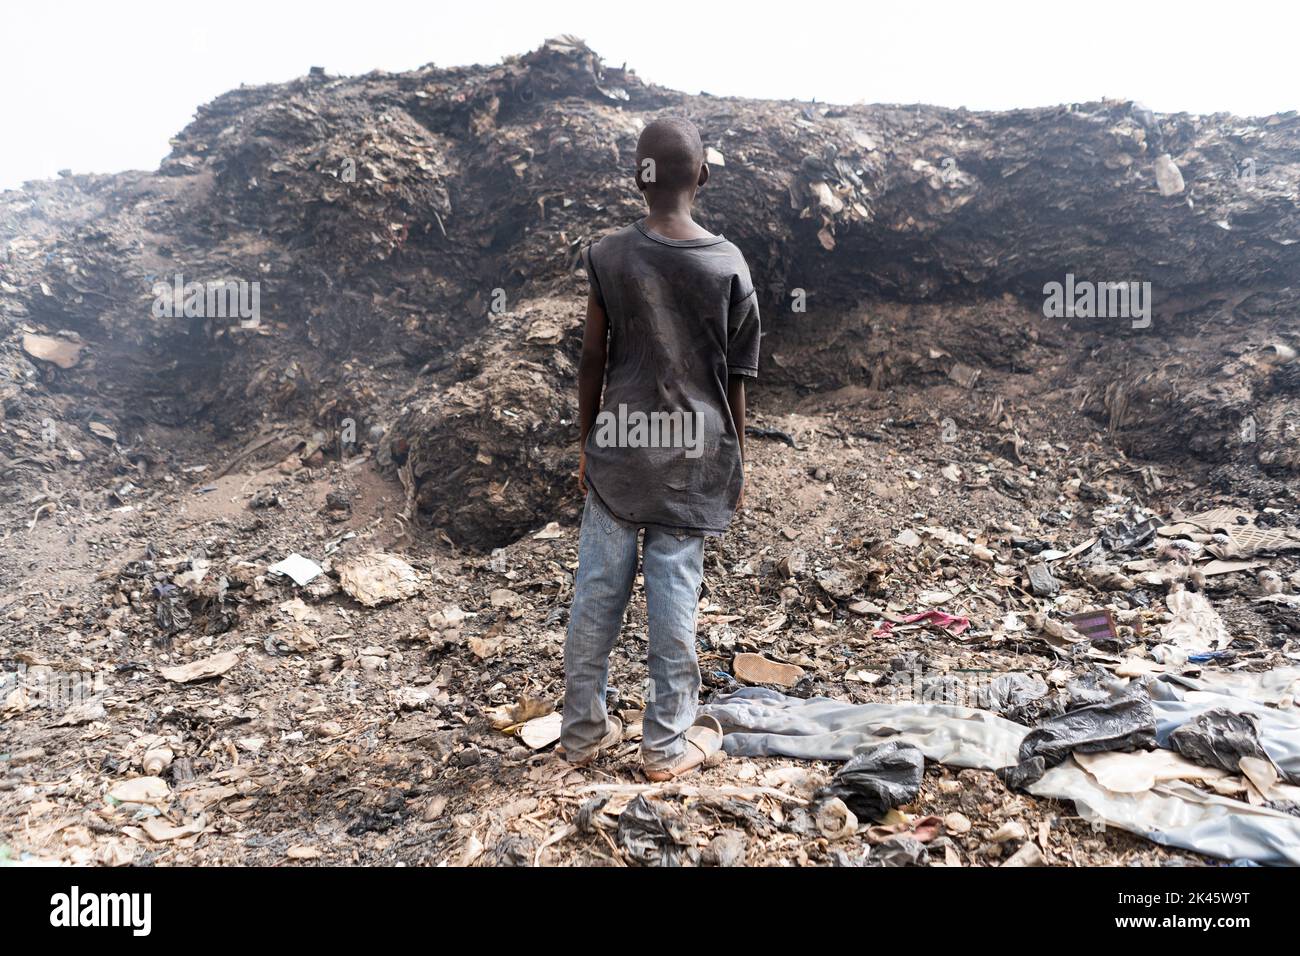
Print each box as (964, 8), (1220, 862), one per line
(582, 219), (760, 535)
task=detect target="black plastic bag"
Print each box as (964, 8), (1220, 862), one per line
(616, 794), (694, 867)
(818, 741), (924, 820)
(1019, 687), (1156, 766)
(1169, 708), (1269, 775)
(1000, 687), (1156, 789)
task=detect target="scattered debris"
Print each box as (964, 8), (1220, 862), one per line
(4, 35), (1300, 869)
(1004, 688), (1157, 788)
(108, 777), (170, 804)
(815, 797), (859, 841)
(516, 713), (561, 750)
(1065, 609), (1119, 643)
(336, 552), (421, 606)
(1027, 563), (1059, 598)
(616, 795), (693, 867)
(1161, 588), (1230, 652)
(268, 553), (323, 587)
(733, 653), (805, 688)
(21, 332), (82, 369)
(158, 651), (239, 683)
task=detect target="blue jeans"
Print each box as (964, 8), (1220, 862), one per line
(561, 492), (705, 771)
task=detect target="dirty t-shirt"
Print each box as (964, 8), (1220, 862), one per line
(581, 218), (760, 535)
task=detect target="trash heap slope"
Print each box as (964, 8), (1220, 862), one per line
(3, 36), (1298, 548)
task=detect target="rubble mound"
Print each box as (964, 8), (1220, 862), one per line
(3, 36), (1299, 551)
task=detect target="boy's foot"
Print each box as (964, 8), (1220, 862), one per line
(555, 716), (623, 767)
(644, 715), (724, 782)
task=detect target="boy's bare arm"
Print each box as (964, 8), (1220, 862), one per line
(728, 375), (746, 507)
(577, 290), (608, 494)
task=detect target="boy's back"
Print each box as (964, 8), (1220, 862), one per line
(563, 116), (755, 781)
(582, 219), (760, 534)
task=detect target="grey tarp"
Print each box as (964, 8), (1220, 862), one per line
(700, 687), (1026, 768)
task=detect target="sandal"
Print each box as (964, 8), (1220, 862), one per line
(644, 715), (724, 782)
(556, 716), (623, 767)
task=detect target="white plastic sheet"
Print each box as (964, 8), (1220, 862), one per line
(1029, 759), (1300, 866)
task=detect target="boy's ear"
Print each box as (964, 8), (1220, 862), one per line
(697, 163), (710, 188)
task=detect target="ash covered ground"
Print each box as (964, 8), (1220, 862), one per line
(2, 37), (1299, 867)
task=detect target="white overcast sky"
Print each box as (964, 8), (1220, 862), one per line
(5, 0), (1298, 190)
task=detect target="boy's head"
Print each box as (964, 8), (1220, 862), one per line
(635, 117), (708, 202)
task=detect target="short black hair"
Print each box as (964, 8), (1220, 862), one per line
(635, 117), (705, 192)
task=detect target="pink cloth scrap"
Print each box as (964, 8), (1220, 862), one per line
(874, 610), (970, 638)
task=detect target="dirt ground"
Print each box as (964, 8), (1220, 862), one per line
(3, 336), (1297, 866)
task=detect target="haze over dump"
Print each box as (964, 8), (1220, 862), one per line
(7, 1), (1300, 189)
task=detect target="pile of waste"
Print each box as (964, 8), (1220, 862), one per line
(4, 37), (1300, 550)
(2, 37), (1299, 867)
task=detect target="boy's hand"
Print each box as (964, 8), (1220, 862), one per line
(576, 290), (606, 500)
(728, 376), (747, 513)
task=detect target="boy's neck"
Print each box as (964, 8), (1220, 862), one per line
(643, 194), (713, 240)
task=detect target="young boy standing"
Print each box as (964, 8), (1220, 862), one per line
(561, 117), (760, 781)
